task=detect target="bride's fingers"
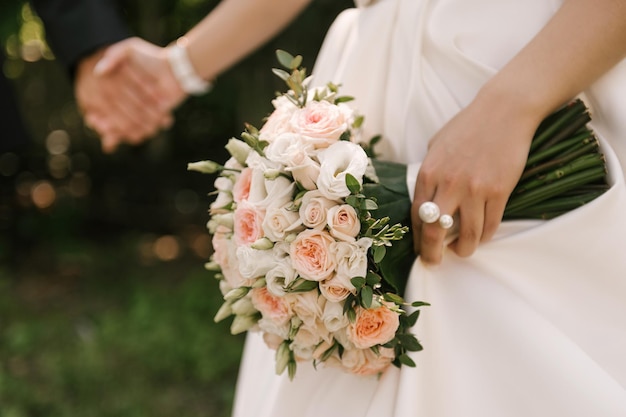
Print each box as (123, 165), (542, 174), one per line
(449, 197), (485, 258)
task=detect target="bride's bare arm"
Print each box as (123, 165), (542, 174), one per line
(412, 0), (626, 264)
(184, 0), (314, 82)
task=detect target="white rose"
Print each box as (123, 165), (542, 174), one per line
(225, 138), (253, 166)
(316, 141), (368, 200)
(327, 204), (360, 242)
(247, 167), (295, 211)
(322, 301), (350, 333)
(299, 190), (336, 230)
(236, 246), (277, 280)
(258, 317), (290, 340)
(265, 258), (298, 297)
(262, 204), (303, 242)
(332, 238), (373, 279)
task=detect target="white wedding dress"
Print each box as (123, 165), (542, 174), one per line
(232, 0), (626, 416)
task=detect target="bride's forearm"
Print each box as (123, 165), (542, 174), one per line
(477, 0), (626, 125)
(181, 0), (313, 82)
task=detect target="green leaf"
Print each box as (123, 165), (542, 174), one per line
(351, 276), (366, 289)
(271, 68), (290, 81)
(397, 354), (416, 367)
(276, 49), (295, 69)
(363, 199), (378, 211)
(345, 173), (362, 195)
(366, 271), (381, 286)
(406, 310), (421, 327)
(398, 334), (423, 352)
(383, 292), (405, 305)
(335, 95), (354, 103)
(347, 307), (357, 323)
(361, 286), (373, 309)
(290, 55), (303, 69)
(339, 130), (352, 142)
(372, 245), (386, 263)
(411, 301), (430, 308)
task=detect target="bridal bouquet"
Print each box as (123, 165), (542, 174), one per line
(190, 51), (426, 378)
(190, 51), (609, 379)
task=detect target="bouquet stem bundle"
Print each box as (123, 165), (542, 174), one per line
(504, 99), (609, 219)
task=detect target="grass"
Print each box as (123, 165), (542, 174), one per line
(0, 234), (244, 417)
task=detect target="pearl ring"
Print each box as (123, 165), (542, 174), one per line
(418, 201), (440, 223)
(438, 214), (454, 229)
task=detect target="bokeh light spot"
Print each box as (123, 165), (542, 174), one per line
(31, 181), (56, 209)
(153, 235), (180, 261)
(46, 130), (71, 155)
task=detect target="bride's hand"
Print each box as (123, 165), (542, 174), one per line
(410, 92), (541, 265)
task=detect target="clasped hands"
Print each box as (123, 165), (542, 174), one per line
(75, 37), (187, 152)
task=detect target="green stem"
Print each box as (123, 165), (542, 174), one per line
(530, 99), (586, 152)
(505, 166), (607, 215)
(525, 130), (594, 167)
(514, 154), (604, 194)
(521, 138), (598, 180)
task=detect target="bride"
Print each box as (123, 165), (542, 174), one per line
(92, 0), (626, 415)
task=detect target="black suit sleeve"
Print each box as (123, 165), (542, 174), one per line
(31, 0), (131, 72)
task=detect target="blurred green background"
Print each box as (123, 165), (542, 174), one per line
(0, 0), (351, 415)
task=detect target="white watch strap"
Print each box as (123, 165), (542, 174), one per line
(167, 37), (212, 95)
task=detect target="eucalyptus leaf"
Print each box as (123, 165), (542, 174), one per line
(361, 286), (373, 308)
(345, 173), (362, 195)
(276, 49), (295, 69)
(291, 55), (303, 69)
(373, 245), (387, 264)
(398, 354), (416, 367)
(351, 276), (366, 289)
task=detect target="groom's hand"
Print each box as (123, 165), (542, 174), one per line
(75, 40), (180, 152)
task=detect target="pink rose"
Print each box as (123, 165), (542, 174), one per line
(289, 229), (337, 281)
(212, 225), (244, 289)
(233, 167), (253, 203)
(259, 95), (297, 142)
(233, 200), (265, 246)
(327, 204), (360, 241)
(348, 304), (400, 349)
(290, 100), (354, 149)
(250, 287), (293, 325)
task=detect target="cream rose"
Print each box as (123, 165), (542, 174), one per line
(299, 191), (336, 230)
(286, 290), (326, 328)
(316, 141), (369, 200)
(262, 204), (302, 242)
(327, 204), (361, 241)
(319, 275), (355, 303)
(341, 347), (395, 376)
(289, 100), (354, 149)
(348, 304), (400, 349)
(289, 229), (337, 281)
